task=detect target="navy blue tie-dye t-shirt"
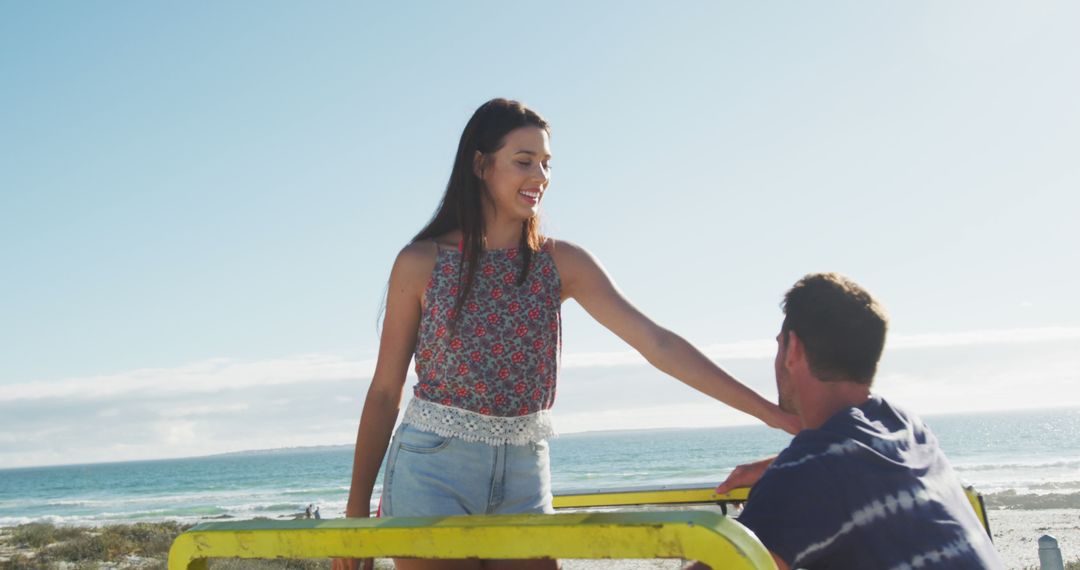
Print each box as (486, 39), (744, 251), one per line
(737, 397), (1002, 569)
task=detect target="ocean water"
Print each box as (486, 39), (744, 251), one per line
(1, 407), (1078, 527)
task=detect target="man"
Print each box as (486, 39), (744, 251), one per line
(707, 273), (1002, 569)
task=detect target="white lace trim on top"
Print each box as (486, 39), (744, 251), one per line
(402, 398), (556, 446)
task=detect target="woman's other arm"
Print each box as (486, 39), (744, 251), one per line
(344, 242), (432, 517)
(333, 243), (432, 570)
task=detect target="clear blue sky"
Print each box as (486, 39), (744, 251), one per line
(1, 2), (1078, 468)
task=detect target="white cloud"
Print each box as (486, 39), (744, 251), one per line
(886, 326), (1080, 350)
(0, 325), (1076, 468)
(159, 403), (251, 418)
(159, 421), (198, 446)
(562, 326), (1080, 368)
(0, 355), (376, 402)
(558, 402), (758, 434)
(3, 326), (1075, 406)
(876, 346), (1080, 416)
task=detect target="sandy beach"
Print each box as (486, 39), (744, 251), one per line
(989, 508), (1080, 569)
(1, 507), (1077, 569)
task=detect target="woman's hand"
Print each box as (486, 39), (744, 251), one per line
(768, 407), (801, 435)
(331, 509), (375, 570)
(331, 556), (373, 570)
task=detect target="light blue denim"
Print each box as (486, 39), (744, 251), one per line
(381, 422), (554, 517)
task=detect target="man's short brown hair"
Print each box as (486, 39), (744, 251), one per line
(781, 273), (888, 385)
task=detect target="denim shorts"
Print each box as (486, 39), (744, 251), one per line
(381, 423), (554, 517)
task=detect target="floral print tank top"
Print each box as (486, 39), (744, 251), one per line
(402, 241), (562, 445)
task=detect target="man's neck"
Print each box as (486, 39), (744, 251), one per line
(798, 381), (872, 430)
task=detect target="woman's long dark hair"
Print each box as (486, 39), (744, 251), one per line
(413, 98), (550, 323)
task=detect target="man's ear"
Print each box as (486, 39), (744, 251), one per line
(785, 331), (806, 371)
(473, 151), (486, 178)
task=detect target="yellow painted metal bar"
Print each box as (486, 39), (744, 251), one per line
(553, 485), (749, 508)
(963, 486), (992, 538)
(168, 510), (776, 570)
(554, 484), (992, 537)
(168, 483), (992, 568)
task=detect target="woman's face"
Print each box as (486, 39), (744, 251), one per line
(478, 126), (551, 223)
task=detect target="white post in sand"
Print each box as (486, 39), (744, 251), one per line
(1039, 534), (1064, 570)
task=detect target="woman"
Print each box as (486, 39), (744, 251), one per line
(335, 98), (797, 570)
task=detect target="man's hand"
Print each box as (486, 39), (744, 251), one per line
(715, 456), (777, 496)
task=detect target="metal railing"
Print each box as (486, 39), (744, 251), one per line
(554, 483), (992, 537)
(168, 509), (776, 569)
(167, 483), (991, 568)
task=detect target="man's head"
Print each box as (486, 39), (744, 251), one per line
(775, 273), (888, 412)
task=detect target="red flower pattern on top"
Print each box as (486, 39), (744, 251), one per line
(412, 244), (561, 417)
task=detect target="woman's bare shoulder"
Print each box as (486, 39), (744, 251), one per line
(547, 238), (604, 298)
(548, 237), (596, 267)
(392, 241), (439, 286)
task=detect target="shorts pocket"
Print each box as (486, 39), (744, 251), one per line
(397, 425), (452, 453)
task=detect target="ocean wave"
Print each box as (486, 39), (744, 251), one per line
(85, 506), (230, 520)
(249, 503), (303, 512)
(8, 489), (276, 511)
(42, 499), (109, 508)
(279, 487), (349, 497)
(0, 513), (121, 527)
(952, 457), (1080, 472)
(1028, 480), (1080, 491)
(983, 490), (1080, 510)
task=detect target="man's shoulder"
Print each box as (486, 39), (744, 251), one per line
(749, 436), (843, 501)
(772, 427), (860, 468)
(753, 417), (887, 495)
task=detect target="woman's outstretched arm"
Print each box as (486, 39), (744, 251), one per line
(553, 240), (798, 434)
